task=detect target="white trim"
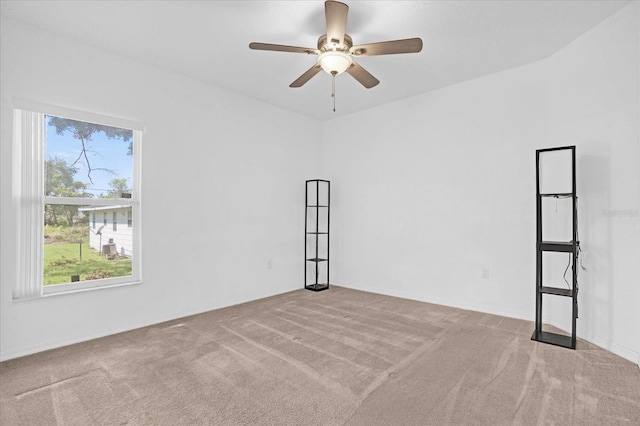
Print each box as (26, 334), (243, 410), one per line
(583, 335), (640, 368)
(335, 282), (640, 365)
(131, 130), (142, 283)
(42, 277), (141, 296)
(46, 197), (134, 207)
(78, 205), (131, 212)
(0, 286), (296, 362)
(12, 98), (144, 131)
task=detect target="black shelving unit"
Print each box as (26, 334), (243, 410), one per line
(532, 146), (579, 349)
(305, 180), (330, 292)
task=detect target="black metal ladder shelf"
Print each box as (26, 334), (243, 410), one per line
(531, 146), (580, 350)
(305, 180), (330, 292)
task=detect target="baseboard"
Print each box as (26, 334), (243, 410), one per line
(334, 282), (640, 366)
(5, 284), (638, 368)
(538, 313), (640, 366)
(334, 282), (531, 322)
(577, 334), (640, 366)
(0, 287), (299, 362)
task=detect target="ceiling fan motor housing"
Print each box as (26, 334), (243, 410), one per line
(317, 34), (353, 51)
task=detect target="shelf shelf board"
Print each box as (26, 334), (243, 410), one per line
(539, 193), (574, 198)
(306, 232), (328, 235)
(306, 258), (328, 262)
(536, 145), (575, 154)
(539, 241), (576, 252)
(306, 205), (329, 208)
(531, 330), (575, 349)
(305, 283), (329, 292)
(540, 286), (573, 297)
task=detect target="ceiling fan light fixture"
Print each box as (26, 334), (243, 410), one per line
(318, 50), (352, 75)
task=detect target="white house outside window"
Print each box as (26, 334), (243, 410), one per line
(13, 100), (142, 298)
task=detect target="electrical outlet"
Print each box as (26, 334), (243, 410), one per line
(267, 259), (273, 269)
(482, 268), (490, 279)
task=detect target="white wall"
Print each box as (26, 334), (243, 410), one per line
(544, 2), (640, 363)
(0, 18), (322, 361)
(322, 3), (639, 363)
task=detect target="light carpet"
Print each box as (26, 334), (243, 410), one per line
(1, 286), (639, 425)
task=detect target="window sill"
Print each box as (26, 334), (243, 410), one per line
(41, 278), (142, 298)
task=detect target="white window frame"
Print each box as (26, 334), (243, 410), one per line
(13, 99), (142, 298)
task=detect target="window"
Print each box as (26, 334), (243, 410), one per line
(13, 101), (142, 298)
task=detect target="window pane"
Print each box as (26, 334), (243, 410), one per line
(45, 115), (133, 198)
(44, 204), (133, 286)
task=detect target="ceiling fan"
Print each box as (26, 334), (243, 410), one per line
(249, 0), (423, 110)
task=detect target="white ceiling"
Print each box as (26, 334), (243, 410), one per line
(0, 0), (630, 121)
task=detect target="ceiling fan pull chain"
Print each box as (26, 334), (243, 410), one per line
(332, 72), (336, 112)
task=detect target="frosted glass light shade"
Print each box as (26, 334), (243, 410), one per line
(318, 51), (352, 75)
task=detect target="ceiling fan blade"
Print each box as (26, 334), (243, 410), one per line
(350, 38), (423, 56)
(290, 64), (323, 88)
(325, 1), (349, 45)
(346, 61), (379, 89)
(249, 42), (319, 55)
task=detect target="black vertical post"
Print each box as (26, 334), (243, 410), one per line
(304, 181), (308, 289)
(571, 146), (578, 349)
(535, 150), (542, 339)
(327, 180), (330, 290)
(315, 181), (320, 287)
